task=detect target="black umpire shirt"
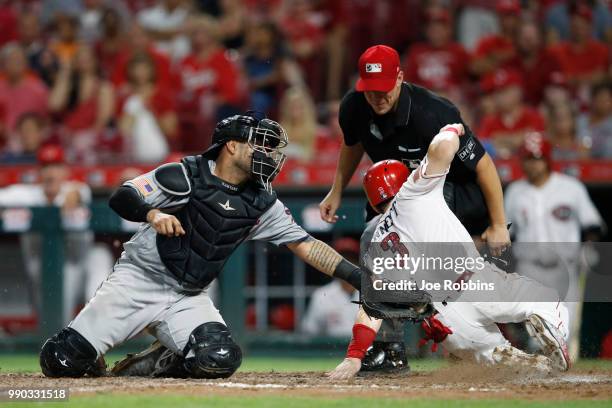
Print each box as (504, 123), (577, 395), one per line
(340, 82), (488, 232)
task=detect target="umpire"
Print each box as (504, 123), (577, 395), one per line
(319, 44), (510, 373)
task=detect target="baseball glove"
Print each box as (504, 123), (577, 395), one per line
(358, 280), (435, 322)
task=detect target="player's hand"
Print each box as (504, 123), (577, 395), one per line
(481, 224), (510, 256)
(319, 189), (341, 223)
(326, 358), (361, 380)
(440, 123), (465, 136)
(147, 209), (185, 237)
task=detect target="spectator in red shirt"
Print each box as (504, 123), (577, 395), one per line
(0, 43), (49, 141)
(509, 20), (561, 107)
(548, 4), (609, 90)
(118, 53), (178, 163)
(110, 24), (176, 92)
(403, 9), (469, 95)
(478, 68), (546, 158)
(0, 2), (18, 47)
(94, 7), (127, 80)
(279, 0), (325, 100)
(314, 99), (343, 165)
(178, 17), (244, 152)
(48, 45), (116, 163)
(470, 0), (521, 77)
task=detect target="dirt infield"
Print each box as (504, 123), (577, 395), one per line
(2, 364), (611, 401)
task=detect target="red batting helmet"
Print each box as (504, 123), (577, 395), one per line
(363, 160), (410, 210)
(519, 132), (552, 162)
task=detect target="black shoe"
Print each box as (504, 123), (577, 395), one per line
(360, 341), (409, 374)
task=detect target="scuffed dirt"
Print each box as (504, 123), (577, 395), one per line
(1, 364), (611, 401)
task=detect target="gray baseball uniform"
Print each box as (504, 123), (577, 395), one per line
(70, 160), (310, 356)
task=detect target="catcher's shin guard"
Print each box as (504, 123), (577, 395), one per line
(360, 341), (409, 374)
(40, 327), (106, 377)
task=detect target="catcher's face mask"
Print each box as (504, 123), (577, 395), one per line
(247, 119), (287, 193)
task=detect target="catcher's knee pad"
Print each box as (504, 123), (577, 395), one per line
(183, 322), (242, 379)
(40, 327), (99, 377)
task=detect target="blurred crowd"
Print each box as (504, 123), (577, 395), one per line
(0, 0), (610, 166)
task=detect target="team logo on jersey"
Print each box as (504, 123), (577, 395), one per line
(218, 200), (235, 211)
(552, 205), (572, 221)
(458, 138), (475, 161)
(365, 63), (382, 73)
(133, 177), (156, 196)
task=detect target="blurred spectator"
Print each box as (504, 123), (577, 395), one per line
(79, 0), (131, 44)
(94, 7), (127, 79)
(242, 21), (299, 116)
(457, 1), (499, 51)
(178, 17), (244, 152)
(509, 20), (560, 107)
(110, 24), (176, 91)
(40, 0), (83, 26)
(0, 2), (18, 47)
(49, 13), (81, 66)
(215, 0), (247, 50)
(118, 53), (178, 163)
(0, 145), (114, 324)
(403, 9), (469, 95)
(137, 0), (190, 61)
(279, 86), (320, 161)
(544, 0), (612, 44)
(48, 45), (116, 163)
(542, 71), (573, 112)
(470, 0), (520, 77)
(313, 99), (342, 164)
(547, 4), (609, 92)
(0, 112), (49, 164)
(0, 43), (49, 141)
(478, 69), (545, 158)
(547, 104), (589, 160)
(577, 80), (612, 159)
(301, 237), (359, 338)
(18, 11), (59, 87)
(279, 0), (325, 99)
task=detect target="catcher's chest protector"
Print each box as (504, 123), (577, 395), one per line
(157, 155), (276, 289)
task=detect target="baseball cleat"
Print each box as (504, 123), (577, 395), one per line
(525, 314), (571, 371)
(359, 341), (410, 375)
(111, 341), (169, 377)
(492, 345), (552, 373)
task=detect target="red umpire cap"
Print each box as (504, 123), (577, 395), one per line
(363, 160), (410, 210)
(356, 45), (401, 93)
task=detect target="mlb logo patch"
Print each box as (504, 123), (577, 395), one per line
(133, 177), (157, 196)
(366, 63), (382, 73)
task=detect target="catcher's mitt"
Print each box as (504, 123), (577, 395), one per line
(357, 280), (435, 322)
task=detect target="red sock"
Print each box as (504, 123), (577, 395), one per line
(346, 324), (377, 360)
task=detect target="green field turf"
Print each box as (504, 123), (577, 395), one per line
(1, 395), (612, 408)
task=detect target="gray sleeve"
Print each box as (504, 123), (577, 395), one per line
(124, 166), (190, 210)
(247, 200), (311, 246)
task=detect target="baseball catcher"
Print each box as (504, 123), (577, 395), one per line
(39, 112), (374, 378)
(328, 124), (571, 380)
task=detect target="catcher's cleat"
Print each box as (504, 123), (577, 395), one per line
(492, 345), (553, 373)
(111, 341), (169, 377)
(525, 314), (571, 371)
(359, 341), (410, 374)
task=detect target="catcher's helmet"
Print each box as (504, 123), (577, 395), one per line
(363, 160), (410, 210)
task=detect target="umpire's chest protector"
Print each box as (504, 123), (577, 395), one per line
(157, 155), (276, 289)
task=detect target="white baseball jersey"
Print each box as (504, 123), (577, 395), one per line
(366, 154), (569, 364)
(505, 172), (602, 243)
